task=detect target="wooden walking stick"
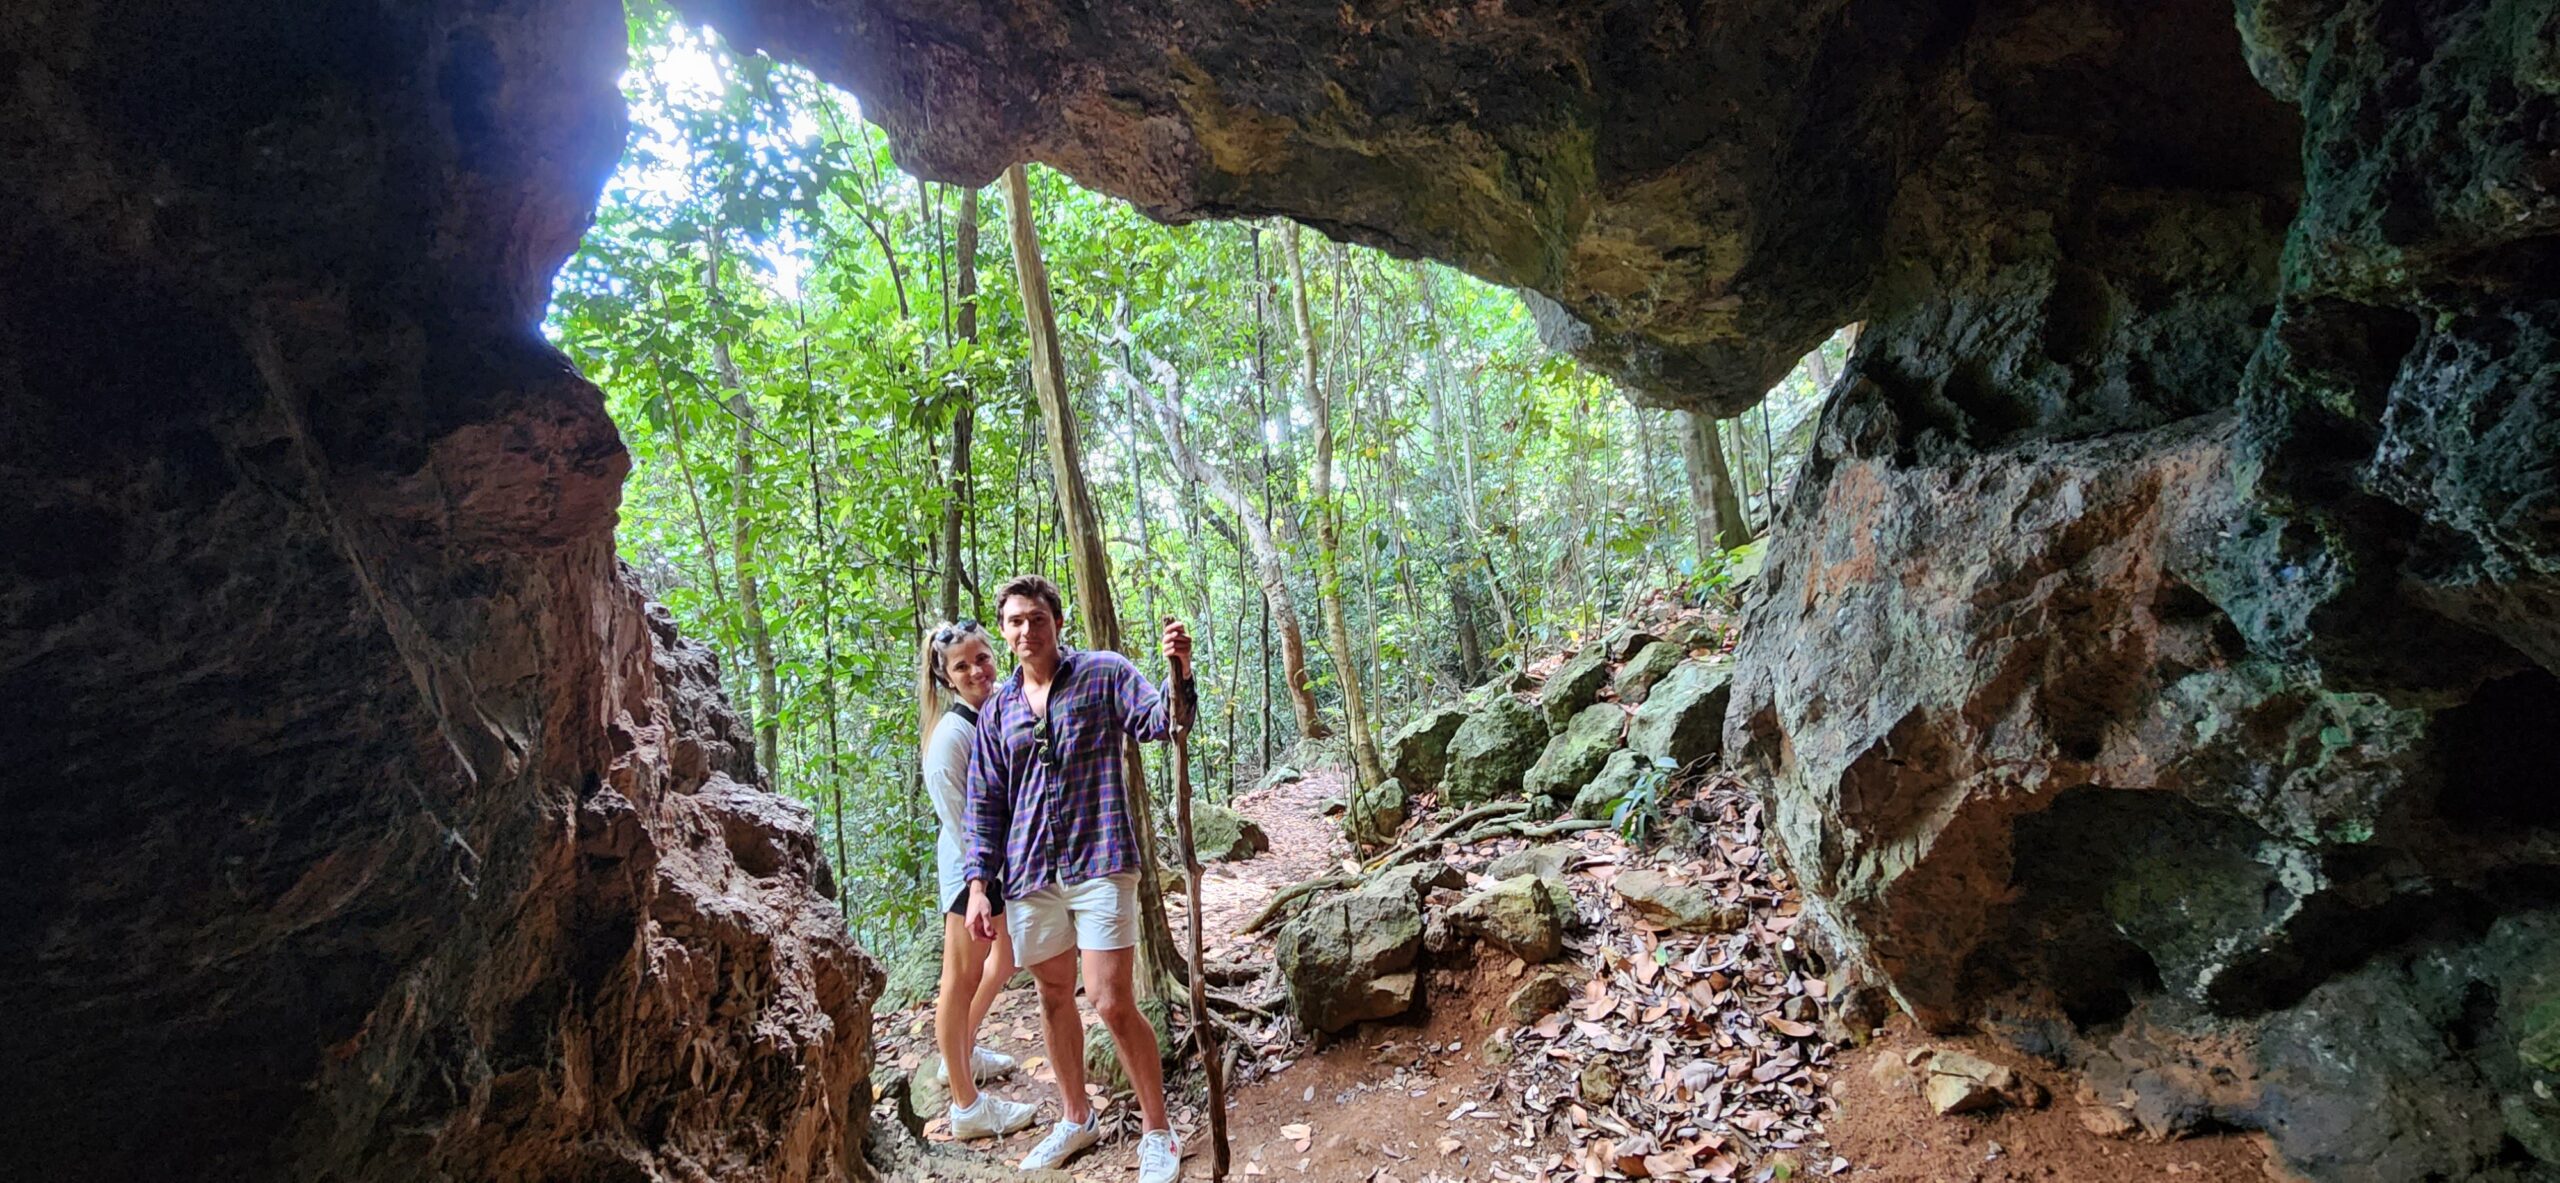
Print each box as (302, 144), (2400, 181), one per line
(1168, 620), (1231, 1178)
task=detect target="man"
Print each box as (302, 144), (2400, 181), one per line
(964, 574), (1193, 1182)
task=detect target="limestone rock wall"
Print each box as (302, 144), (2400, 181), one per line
(683, 0), (2555, 1175)
(0, 1), (876, 1178)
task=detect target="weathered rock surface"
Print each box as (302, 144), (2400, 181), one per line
(1508, 966), (1576, 1024)
(1524, 702), (1626, 806)
(1613, 640), (1687, 705)
(1275, 875), (1428, 1033)
(1192, 802), (1270, 862)
(1449, 874), (1573, 963)
(1383, 704), (1470, 790)
(1442, 695), (1549, 807)
(1487, 843), (1576, 886)
(1573, 750), (1655, 822)
(0, 2), (878, 1178)
(1625, 661), (1732, 768)
(1613, 869), (1744, 934)
(1601, 623), (1662, 662)
(1345, 775), (1412, 846)
(15, 0), (2560, 1179)
(1541, 647), (1613, 733)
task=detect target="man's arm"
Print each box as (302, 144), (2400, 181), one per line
(963, 703), (1011, 888)
(1116, 655), (1194, 742)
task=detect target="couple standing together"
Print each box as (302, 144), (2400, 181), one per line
(919, 573), (1196, 1182)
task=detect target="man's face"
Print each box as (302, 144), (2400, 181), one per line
(999, 594), (1060, 665)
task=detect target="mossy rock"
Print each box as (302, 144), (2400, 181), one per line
(1613, 641), (1686, 705)
(1524, 703), (1625, 804)
(1626, 660), (1732, 767)
(1442, 695), (1550, 806)
(1191, 802), (1269, 862)
(1346, 775), (1412, 846)
(1601, 621), (1662, 661)
(1450, 875), (1573, 963)
(1384, 704), (1471, 790)
(1572, 749), (1654, 821)
(1543, 648), (1612, 733)
(1276, 882), (1425, 1033)
(2521, 996), (2560, 1075)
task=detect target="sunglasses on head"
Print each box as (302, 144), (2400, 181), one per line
(934, 619), (980, 644)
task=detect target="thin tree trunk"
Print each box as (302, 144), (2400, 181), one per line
(1118, 350), (1333, 743)
(661, 373), (731, 609)
(1415, 263), (1520, 650)
(1005, 164), (1182, 997)
(707, 235), (783, 781)
(938, 187), (981, 621)
(796, 298), (851, 911)
(1679, 409), (1751, 554)
(1289, 226), (1382, 789)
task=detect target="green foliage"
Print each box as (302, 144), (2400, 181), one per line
(1611, 759), (1675, 845)
(545, 10), (1826, 966)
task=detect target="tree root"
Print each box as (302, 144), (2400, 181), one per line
(1452, 817), (1610, 845)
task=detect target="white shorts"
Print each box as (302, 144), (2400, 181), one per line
(1005, 872), (1140, 967)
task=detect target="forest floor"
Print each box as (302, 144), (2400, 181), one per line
(871, 764), (2284, 1183)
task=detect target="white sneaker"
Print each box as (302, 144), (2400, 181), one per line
(947, 1092), (1037, 1141)
(969, 1044), (1017, 1081)
(1019, 1114), (1101, 1170)
(1137, 1128), (1182, 1183)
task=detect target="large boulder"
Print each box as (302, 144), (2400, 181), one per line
(1543, 648), (1613, 733)
(1275, 877), (1427, 1033)
(1384, 704), (1471, 790)
(1573, 750), (1656, 821)
(1442, 696), (1550, 807)
(1614, 641), (1688, 705)
(1450, 875), (1574, 963)
(1192, 802), (1269, 862)
(1345, 776), (1412, 846)
(1626, 661), (1733, 768)
(1524, 703), (1626, 805)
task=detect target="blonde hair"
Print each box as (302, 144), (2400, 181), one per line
(917, 619), (991, 757)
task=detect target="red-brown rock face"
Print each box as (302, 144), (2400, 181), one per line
(0, 1), (876, 1178)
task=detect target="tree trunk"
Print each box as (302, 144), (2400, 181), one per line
(707, 235), (783, 781)
(1288, 226), (1383, 789)
(938, 186), (980, 621)
(1118, 349), (1333, 744)
(1005, 164), (1183, 997)
(1679, 409), (1751, 555)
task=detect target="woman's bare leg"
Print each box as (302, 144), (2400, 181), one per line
(935, 912), (986, 1110)
(966, 924), (1018, 1039)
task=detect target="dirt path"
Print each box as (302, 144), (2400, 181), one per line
(873, 764), (2279, 1182)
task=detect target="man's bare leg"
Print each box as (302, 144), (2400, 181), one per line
(1084, 946), (1170, 1133)
(1027, 948), (1091, 1124)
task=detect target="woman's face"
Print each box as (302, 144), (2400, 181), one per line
(941, 632), (999, 708)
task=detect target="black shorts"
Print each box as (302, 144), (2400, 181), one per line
(946, 881), (1004, 918)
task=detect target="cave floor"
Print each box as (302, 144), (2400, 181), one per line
(872, 766), (2281, 1183)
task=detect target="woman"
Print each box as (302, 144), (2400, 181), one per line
(920, 619), (1039, 1140)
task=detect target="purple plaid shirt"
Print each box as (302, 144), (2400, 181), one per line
(964, 647), (1181, 898)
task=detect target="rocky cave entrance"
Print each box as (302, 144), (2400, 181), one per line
(5, 0), (2558, 1180)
